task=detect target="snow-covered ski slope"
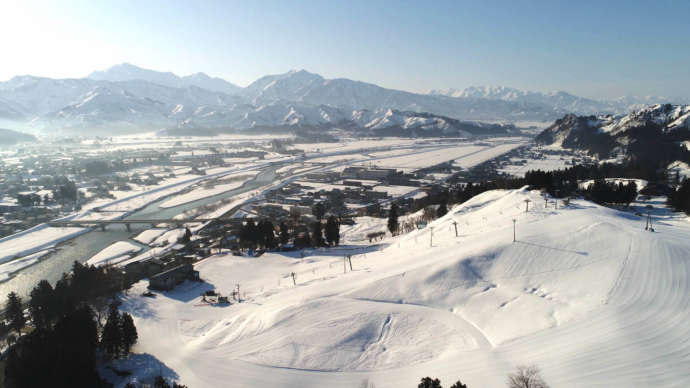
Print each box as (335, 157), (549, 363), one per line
(121, 188), (690, 388)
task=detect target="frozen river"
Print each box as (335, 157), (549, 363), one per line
(0, 166), (277, 299)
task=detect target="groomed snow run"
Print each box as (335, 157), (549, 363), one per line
(119, 188), (690, 388)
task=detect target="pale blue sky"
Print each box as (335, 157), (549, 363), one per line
(1, 0), (688, 99)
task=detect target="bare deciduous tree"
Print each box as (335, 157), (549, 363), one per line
(507, 365), (549, 388)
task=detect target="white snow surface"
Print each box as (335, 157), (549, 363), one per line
(133, 229), (168, 245)
(119, 188), (690, 387)
(158, 172), (258, 208)
(87, 241), (142, 267)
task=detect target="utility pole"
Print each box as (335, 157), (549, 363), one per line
(429, 226), (434, 247)
(645, 205), (653, 231)
(452, 221), (458, 237)
(647, 213), (654, 232)
(512, 219), (516, 243)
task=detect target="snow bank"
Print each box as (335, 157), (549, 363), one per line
(151, 229), (185, 246)
(133, 228), (168, 245)
(158, 172), (258, 209)
(87, 241), (142, 267)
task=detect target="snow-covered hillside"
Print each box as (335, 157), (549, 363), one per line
(536, 104), (690, 157)
(117, 188), (690, 387)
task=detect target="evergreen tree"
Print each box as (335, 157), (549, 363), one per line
(240, 218), (258, 249)
(450, 381), (468, 388)
(325, 216), (340, 246)
(6, 292), (25, 335)
(437, 200), (448, 218)
(53, 273), (74, 317)
(29, 279), (55, 329)
(387, 203), (399, 236)
(312, 202), (325, 220)
(418, 377), (442, 388)
(120, 312), (138, 356)
(154, 375), (171, 388)
(5, 305), (103, 388)
(311, 221), (324, 247)
(279, 222), (290, 246)
(261, 220), (276, 249)
(180, 227), (192, 244)
(101, 302), (122, 358)
(669, 178), (690, 214)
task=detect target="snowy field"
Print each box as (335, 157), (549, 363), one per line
(358, 140), (526, 172)
(117, 187), (690, 387)
(158, 171), (259, 208)
(291, 138), (419, 154)
(497, 154), (574, 177)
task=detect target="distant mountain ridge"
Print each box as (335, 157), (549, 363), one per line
(0, 63), (685, 135)
(88, 63), (242, 95)
(535, 104), (690, 162)
(0, 128), (36, 145)
(430, 86), (681, 116)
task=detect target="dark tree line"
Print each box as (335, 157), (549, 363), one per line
(388, 203), (399, 235)
(522, 162), (662, 198)
(239, 216), (340, 250)
(5, 304), (105, 387)
(668, 178), (690, 214)
(52, 177), (78, 203)
(101, 302), (138, 359)
(418, 376), (468, 388)
(583, 180), (638, 206)
(4, 261), (139, 387)
(239, 218), (278, 250)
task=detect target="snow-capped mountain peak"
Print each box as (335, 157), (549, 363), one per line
(88, 63), (241, 95)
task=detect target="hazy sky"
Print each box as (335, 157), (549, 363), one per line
(1, 0), (688, 99)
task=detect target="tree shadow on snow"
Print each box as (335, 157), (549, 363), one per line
(161, 279), (216, 303)
(101, 352), (179, 388)
(272, 244), (387, 260)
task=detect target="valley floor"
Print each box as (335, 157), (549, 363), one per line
(114, 188), (690, 388)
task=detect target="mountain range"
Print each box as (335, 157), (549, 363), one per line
(0, 63), (684, 136)
(429, 86), (682, 116)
